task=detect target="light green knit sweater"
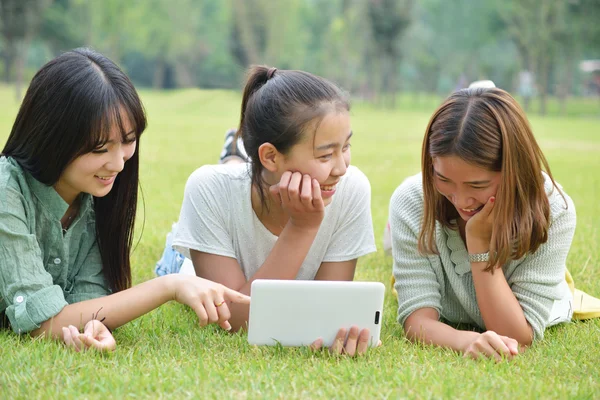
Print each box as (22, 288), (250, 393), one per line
(390, 173), (576, 340)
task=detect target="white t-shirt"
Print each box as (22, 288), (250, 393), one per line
(173, 163), (376, 280)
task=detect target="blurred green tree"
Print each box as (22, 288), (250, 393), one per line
(367, 0), (413, 107)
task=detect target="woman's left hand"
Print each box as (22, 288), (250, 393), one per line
(62, 319), (116, 352)
(311, 326), (381, 356)
(465, 196), (495, 250)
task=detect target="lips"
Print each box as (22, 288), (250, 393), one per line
(95, 174), (117, 186)
(460, 204), (484, 213)
(95, 175), (116, 181)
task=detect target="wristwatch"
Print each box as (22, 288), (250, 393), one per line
(468, 252), (490, 263)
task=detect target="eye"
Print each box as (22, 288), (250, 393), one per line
(123, 135), (137, 144)
(342, 143), (351, 151)
(319, 154), (333, 160)
(470, 186), (487, 190)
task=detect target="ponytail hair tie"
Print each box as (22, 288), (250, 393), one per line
(267, 67), (277, 80)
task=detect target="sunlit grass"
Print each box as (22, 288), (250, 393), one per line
(1, 85), (599, 398)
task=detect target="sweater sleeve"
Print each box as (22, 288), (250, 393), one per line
(508, 190), (576, 341)
(390, 175), (443, 327)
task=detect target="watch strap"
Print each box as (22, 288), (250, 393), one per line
(468, 252), (490, 263)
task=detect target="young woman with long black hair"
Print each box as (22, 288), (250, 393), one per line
(0, 48), (249, 351)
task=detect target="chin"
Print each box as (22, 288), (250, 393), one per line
(90, 186), (114, 198)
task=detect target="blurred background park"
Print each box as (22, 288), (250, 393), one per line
(1, 1), (600, 397)
(1, 0), (599, 116)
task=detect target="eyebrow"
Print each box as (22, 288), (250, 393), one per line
(434, 170), (491, 185)
(315, 131), (353, 151)
(105, 130), (136, 144)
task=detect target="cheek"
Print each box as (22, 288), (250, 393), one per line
(67, 158), (96, 179)
(311, 164), (331, 183)
(434, 181), (450, 197)
(293, 160), (327, 182)
(124, 142), (137, 161)
(344, 149), (351, 166)
(480, 186), (498, 201)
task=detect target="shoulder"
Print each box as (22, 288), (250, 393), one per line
(0, 156), (25, 189)
(543, 174), (576, 224)
(0, 157), (28, 206)
(184, 163), (250, 199)
(187, 163), (249, 187)
(331, 166), (372, 212)
(390, 173), (423, 211)
(338, 165), (370, 193)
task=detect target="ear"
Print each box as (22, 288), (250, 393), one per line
(257, 142), (282, 173)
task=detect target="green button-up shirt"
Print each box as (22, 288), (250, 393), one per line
(0, 156), (109, 334)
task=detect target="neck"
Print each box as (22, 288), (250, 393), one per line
(61, 196), (81, 231)
(53, 182), (80, 206)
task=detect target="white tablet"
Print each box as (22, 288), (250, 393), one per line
(247, 279), (385, 347)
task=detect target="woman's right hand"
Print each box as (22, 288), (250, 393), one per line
(62, 319), (116, 352)
(170, 275), (251, 331)
(463, 330), (519, 362)
(311, 326), (382, 356)
(270, 171), (325, 231)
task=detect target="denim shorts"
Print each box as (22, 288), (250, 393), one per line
(154, 223), (186, 276)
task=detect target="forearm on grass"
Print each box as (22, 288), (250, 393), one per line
(470, 264), (533, 345)
(403, 308), (480, 353)
(31, 275), (180, 339)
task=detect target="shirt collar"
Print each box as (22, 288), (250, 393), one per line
(24, 170), (93, 221)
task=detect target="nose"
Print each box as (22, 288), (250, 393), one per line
(449, 190), (474, 209)
(331, 150), (349, 177)
(107, 143), (133, 173)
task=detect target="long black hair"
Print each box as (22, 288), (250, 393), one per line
(2, 48), (146, 292)
(237, 66), (349, 208)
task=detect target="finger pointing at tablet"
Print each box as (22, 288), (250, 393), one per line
(171, 275), (250, 330)
(223, 287), (251, 305)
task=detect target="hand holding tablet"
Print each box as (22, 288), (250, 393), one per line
(248, 280), (385, 352)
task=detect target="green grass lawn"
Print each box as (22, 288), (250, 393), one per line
(1, 84), (599, 399)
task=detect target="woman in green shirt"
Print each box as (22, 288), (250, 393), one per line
(0, 48), (249, 351)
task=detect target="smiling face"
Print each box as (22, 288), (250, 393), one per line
(432, 155), (500, 221)
(270, 110), (352, 206)
(53, 115), (137, 205)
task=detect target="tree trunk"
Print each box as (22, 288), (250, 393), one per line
(14, 33), (33, 101)
(538, 54), (550, 116)
(389, 53), (399, 109)
(232, 0), (261, 66)
(153, 58), (166, 89)
(3, 46), (14, 83)
(14, 43), (24, 101)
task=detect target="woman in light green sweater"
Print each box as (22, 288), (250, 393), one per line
(389, 86), (576, 361)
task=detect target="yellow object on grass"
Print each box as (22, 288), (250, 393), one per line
(566, 269), (600, 320)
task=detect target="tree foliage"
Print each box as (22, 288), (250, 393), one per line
(0, 0), (598, 111)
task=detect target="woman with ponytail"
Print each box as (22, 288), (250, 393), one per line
(0, 48), (249, 352)
(389, 86), (577, 361)
(162, 66), (377, 355)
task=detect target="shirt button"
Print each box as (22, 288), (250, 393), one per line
(54, 258), (61, 265)
(16, 296), (24, 303)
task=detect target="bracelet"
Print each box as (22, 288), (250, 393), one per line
(468, 252), (490, 263)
